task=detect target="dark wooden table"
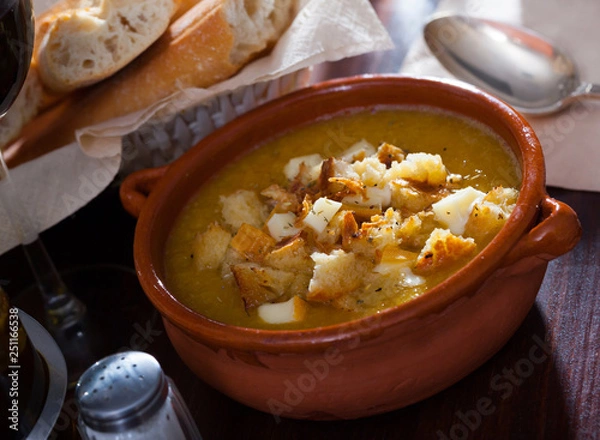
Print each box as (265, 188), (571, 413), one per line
(2, 1), (599, 439)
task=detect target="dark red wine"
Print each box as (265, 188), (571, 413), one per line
(0, 0), (34, 117)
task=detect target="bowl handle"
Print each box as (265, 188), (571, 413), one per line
(119, 165), (169, 218)
(501, 196), (582, 267)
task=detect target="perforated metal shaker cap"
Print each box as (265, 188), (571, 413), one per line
(75, 351), (168, 433)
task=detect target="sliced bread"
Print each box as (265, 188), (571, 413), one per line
(36, 0), (180, 93)
(4, 0), (295, 163)
(41, 0), (295, 131)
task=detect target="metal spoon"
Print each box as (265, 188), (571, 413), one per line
(424, 14), (600, 115)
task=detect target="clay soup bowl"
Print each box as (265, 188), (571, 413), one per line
(120, 75), (581, 420)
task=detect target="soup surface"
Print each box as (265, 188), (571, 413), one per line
(164, 108), (521, 329)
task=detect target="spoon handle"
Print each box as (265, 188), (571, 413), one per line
(580, 83), (600, 99)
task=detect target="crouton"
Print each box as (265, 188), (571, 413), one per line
(464, 187), (516, 245)
(328, 292), (366, 312)
(220, 190), (269, 231)
(343, 233), (378, 261)
(289, 272), (313, 298)
(340, 211), (360, 248)
(318, 157), (336, 194)
(328, 176), (366, 197)
(231, 263), (295, 308)
(191, 223), (232, 270)
(351, 156), (388, 186)
(359, 208), (403, 251)
(377, 142), (406, 168)
(257, 296), (309, 325)
(386, 153), (447, 186)
(333, 159), (361, 180)
(260, 184), (300, 212)
(390, 180), (439, 213)
(307, 250), (366, 301)
(463, 202), (508, 245)
(414, 228), (477, 275)
(396, 212), (437, 251)
(263, 237), (312, 273)
(230, 223), (276, 262)
(483, 186), (519, 208)
(220, 246), (246, 281)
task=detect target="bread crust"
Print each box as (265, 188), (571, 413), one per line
(4, 0), (294, 166)
(36, 0), (180, 93)
(1, 0), (185, 151)
(83, 0), (240, 124)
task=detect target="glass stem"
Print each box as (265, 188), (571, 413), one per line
(22, 238), (87, 329)
(0, 153), (85, 330)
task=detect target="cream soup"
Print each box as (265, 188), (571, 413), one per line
(164, 108), (521, 329)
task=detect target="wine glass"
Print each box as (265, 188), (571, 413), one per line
(0, 0), (98, 386)
(0, 0), (33, 117)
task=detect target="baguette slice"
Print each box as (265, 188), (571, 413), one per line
(73, 0), (295, 124)
(37, 0), (180, 93)
(1, 0), (187, 152)
(8, 0), (294, 162)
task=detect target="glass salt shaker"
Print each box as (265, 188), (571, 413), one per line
(75, 351), (202, 439)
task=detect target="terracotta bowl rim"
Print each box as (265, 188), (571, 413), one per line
(133, 74), (545, 351)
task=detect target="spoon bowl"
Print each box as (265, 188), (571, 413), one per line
(424, 14), (600, 115)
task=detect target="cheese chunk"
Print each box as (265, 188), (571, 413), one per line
(340, 139), (376, 162)
(400, 267), (426, 286)
(302, 197), (342, 234)
(267, 212), (300, 242)
(284, 154), (323, 181)
(432, 187), (485, 235)
(257, 296), (309, 324)
(342, 185), (392, 209)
